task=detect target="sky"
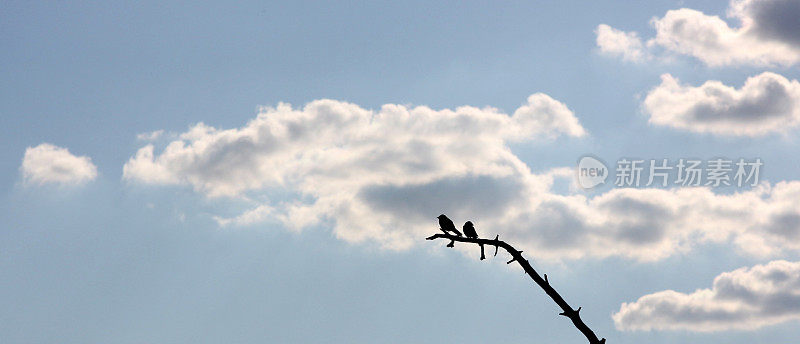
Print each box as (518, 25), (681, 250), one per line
(3, 0), (800, 343)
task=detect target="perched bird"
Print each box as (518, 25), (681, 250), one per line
(464, 220), (486, 260)
(463, 221), (478, 239)
(437, 214), (462, 237)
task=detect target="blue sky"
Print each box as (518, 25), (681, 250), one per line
(3, 1), (800, 343)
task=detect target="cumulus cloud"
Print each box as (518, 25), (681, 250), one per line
(21, 143), (98, 186)
(136, 130), (164, 141)
(613, 260), (800, 331)
(124, 97), (800, 261)
(123, 94), (584, 197)
(730, 0), (800, 46)
(596, 0), (800, 66)
(644, 72), (800, 136)
(595, 24), (649, 62)
(123, 95), (584, 247)
(496, 181), (800, 261)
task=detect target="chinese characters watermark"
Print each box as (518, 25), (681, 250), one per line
(577, 156), (762, 190)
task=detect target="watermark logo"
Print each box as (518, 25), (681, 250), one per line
(577, 156), (609, 189)
(576, 156), (763, 190)
(613, 158), (762, 187)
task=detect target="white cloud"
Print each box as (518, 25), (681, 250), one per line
(729, 0), (800, 46)
(122, 95), (585, 249)
(613, 260), (800, 331)
(20, 143), (98, 186)
(513, 94), (587, 138)
(136, 130), (164, 141)
(124, 97), (800, 261)
(503, 181), (800, 261)
(595, 24), (649, 62)
(597, 0), (800, 66)
(214, 204), (276, 227)
(644, 72), (800, 136)
(123, 94), (585, 198)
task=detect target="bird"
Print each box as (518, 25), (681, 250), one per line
(463, 221), (478, 239)
(437, 214), (462, 237)
(463, 220), (486, 260)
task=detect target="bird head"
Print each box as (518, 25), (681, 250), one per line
(437, 214), (446, 219)
(464, 221), (473, 227)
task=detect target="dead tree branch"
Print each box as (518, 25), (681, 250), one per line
(426, 233), (605, 344)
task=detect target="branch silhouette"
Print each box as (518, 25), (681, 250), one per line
(426, 233), (606, 344)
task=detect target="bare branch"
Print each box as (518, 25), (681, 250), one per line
(426, 233), (606, 344)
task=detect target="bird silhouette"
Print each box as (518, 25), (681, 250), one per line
(464, 220), (486, 260)
(437, 214), (462, 237)
(463, 221), (478, 239)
